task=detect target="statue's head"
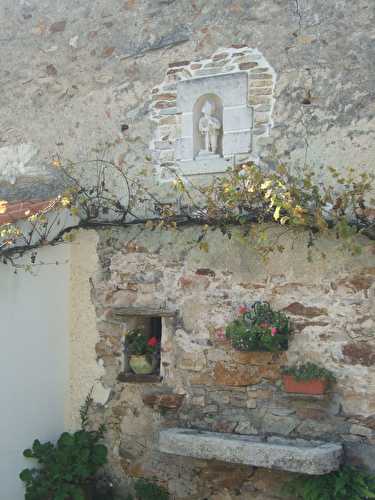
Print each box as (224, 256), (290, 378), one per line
(202, 100), (213, 116)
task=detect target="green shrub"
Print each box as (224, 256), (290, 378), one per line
(282, 362), (336, 383)
(282, 466), (375, 500)
(20, 391), (107, 500)
(134, 478), (169, 500)
(226, 301), (291, 352)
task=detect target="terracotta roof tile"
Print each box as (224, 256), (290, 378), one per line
(0, 199), (54, 225)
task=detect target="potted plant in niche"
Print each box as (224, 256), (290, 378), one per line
(126, 328), (160, 375)
(282, 362), (336, 395)
(225, 301), (291, 352)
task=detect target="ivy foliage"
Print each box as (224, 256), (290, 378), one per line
(20, 390), (107, 500)
(282, 466), (375, 500)
(225, 301), (291, 352)
(282, 362), (336, 383)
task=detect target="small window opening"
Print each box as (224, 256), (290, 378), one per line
(122, 316), (163, 382)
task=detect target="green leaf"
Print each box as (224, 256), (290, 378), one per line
(20, 469), (33, 482)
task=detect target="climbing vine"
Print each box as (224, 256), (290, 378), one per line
(0, 152), (374, 269)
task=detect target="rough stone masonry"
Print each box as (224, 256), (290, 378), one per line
(89, 225), (375, 499)
(1, 1), (374, 499)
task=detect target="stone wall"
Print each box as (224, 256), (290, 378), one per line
(1, 1), (375, 498)
(1, 0), (374, 201)
(89, 225), (375, 499)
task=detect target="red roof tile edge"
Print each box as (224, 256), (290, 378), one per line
(0, 199), (55, 225)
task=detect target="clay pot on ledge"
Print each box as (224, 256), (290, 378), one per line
(282, 374), (328, 395)
(129, 354), (154, 375)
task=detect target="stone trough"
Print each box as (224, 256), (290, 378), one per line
(159, 428), (343, 475)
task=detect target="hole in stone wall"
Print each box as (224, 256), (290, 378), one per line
(120, 316), (163, 383)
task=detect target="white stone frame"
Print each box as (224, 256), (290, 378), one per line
(150, 46), (276, 180)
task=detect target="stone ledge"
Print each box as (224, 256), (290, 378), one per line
(159, 428), (343, 475)
(117, 373), (162, 384)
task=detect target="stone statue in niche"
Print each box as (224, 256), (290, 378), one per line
(198, 100), (222, 156)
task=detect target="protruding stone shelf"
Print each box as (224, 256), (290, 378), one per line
(159, 428), (343, 475)
(117, 373), (162, 384)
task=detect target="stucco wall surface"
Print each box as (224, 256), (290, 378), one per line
(0, 245), (70, 500)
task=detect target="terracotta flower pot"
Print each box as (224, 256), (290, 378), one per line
(282, 374), (328, 395)
(129, 354), (154, 375)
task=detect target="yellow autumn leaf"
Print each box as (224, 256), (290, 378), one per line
(264, 189), (273, 199)
(0, 200), (8, 214)
(60, 197), (71, 207)
(261, 180), (272, 190)
(280, 216), (289, 225)
(199, 241), (209, 252)
(51, 158), (61, 168)
(273, 206), (281, 221)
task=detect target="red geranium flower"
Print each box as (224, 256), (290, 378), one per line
(147, 336), (158, 347)
(271, 327), (277, 336)
(238, 305), (249, 315)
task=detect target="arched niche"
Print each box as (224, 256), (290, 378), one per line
(193, 94), (223, 159)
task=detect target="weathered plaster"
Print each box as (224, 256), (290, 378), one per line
(66, 229), (106, 430)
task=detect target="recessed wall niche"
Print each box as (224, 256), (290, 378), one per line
(120, 316), (163, 383)
(193, 94), (223, 159)
(150, 46), (276, 180)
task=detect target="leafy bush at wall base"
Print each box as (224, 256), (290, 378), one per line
(226, 301), (291, 352)
(20, 389), (108, 500)
(282, 466), (375, 500)
(20, 430), (108, 500)
(124, 478), (169, 500)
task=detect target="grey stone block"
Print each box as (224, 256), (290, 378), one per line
(159, 428), (343, 475)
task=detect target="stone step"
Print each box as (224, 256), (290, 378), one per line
(159, 428), (343, 475)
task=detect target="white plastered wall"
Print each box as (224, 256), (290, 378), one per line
(0, 244), (70, 500)
(0, 227), (104, 499)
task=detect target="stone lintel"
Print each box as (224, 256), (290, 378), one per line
(110, 306), (176, 318)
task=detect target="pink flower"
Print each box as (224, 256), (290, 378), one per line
(271, 327), (277, 336)
(215, 328), (226, 341)
(147, 336), (158, 347)
(238, 305), (249, 315)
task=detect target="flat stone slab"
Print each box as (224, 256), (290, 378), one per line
(159, 428), (343, 475)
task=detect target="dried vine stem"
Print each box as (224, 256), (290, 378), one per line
(0, 156), (374, 269)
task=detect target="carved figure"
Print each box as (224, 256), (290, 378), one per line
(198, 100), (222, 155)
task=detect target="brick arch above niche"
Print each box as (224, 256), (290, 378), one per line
(150, 46), (276, 180)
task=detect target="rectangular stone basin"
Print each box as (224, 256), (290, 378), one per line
(159, 428), (343, 475)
